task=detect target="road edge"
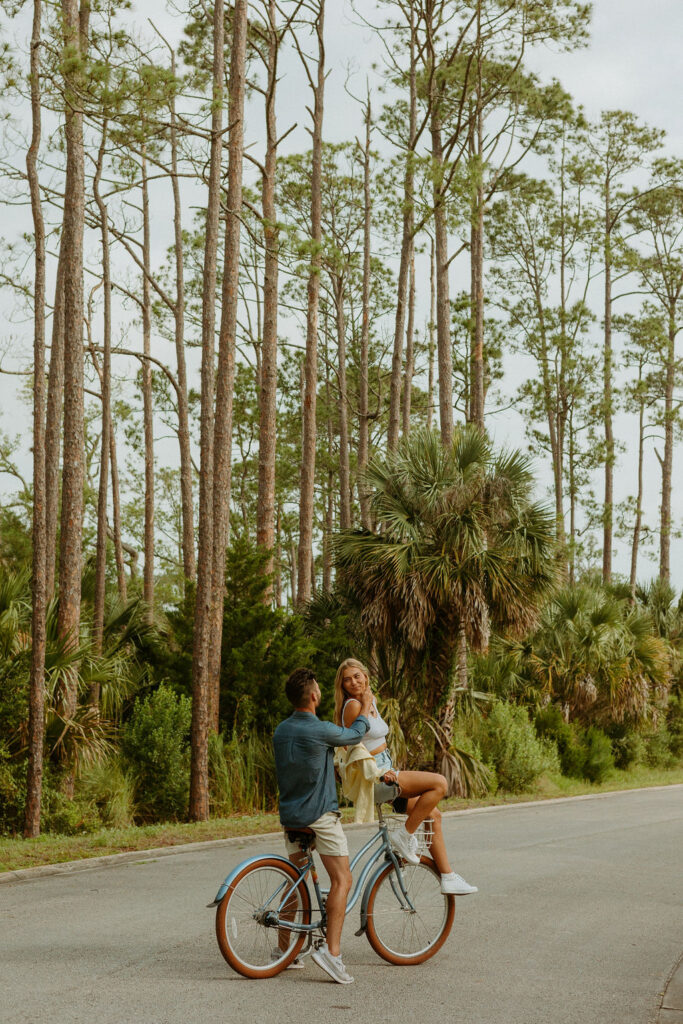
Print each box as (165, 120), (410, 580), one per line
(655, 951), (683, 1023)
(2, 782), (682, 886)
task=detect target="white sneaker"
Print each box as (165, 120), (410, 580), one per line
(440, 871), (478, 895)
(391, 825), (420, 865)
(271, 947), (304, 968)
(311, 945), (354, 984)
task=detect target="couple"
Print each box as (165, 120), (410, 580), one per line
(272, 657), (478, 985)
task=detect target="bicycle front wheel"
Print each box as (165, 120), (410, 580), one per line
(215, 858), (311, 978)
(365, 856), (454, 965)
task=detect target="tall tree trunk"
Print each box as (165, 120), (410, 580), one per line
(630, 372), (645, 599)
(296, 0), (326, 606)
(87, 332), (126, 608)
(334, 277), (351, 530)
(431, 107), (453, 447)
(323, 334), (334, 593)
(57, 0), (87, 731)
(659, 314), (675, 581)
(534, 281), (566, 558)
(568, 403), (576, 586)
(358, 95), (372, 528)
(169, 49), (195, 586)
(290, 540), (297, 606)
(189, 0), (225, 822)
(25, 0), (47, 837)
(207, 0), (248, 734)
(439, 626), (468, 754)
(141, 145), (155, 622)
(427, 236), (435, 430)
(387, 8), (416, 453)
(469, 19), (485, 431)
(256, 0), (279, 599)
(470, 176), (485, 430)
(602, 202), (614, 584)
(44, 241), (65, 602)
(401, 248), (415, 436)
(275, 502), (282, 606)
(109, 417), (126, 600)
(323, 476), (334, 592)
(92, 128), (111, 677)
(556, 140), (570, 569)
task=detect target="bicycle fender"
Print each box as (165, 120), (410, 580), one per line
(357, 855), (398, 933)
(207, 853), (299, 908)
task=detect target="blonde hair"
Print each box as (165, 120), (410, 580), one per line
(334, 658), (371, 726)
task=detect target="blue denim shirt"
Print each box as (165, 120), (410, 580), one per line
(273, 711), (369, 828)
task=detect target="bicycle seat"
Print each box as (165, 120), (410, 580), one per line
(283, 826), (316, 848)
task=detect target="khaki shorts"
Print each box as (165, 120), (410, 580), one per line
(283, 810), (348, 858)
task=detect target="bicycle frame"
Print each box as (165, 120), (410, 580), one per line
(209, 811), (419, 938)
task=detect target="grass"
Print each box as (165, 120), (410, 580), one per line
(438, 763), (683, 812)
(2, 765), (682, 874)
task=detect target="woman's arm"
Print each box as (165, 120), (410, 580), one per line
(346, 696), (399, 783)
(342, 698), (363, 729)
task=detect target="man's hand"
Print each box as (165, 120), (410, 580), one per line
(359, 687), (373, 718)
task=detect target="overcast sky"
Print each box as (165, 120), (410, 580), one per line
(0, 0), (681, 586)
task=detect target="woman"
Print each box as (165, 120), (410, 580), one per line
(334, 657), (478, 896)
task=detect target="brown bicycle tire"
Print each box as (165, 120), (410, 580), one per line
(215, 857), (311, 978)
(365, 855), (455, 966)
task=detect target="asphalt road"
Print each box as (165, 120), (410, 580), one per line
(2, 787), (682, 1024)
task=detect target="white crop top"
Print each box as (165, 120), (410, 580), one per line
(342, 697), (389, 748)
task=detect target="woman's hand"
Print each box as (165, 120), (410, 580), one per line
(382, 769), (399, 784)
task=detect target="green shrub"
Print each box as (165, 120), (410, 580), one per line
(450, 714), (497, 796)
(0, 740), (26, 835)
(666, 693), (683, 760)
(121, 685), (191, 821)
(535, 705), (585, 777)
(77, 757), (136, 828)
(479, 701), (559, 793)
(643, 722), (677, 769)
(0, 744), (109, 837)
(535, 706), (614, 782)
(610, 730), (646, 771)
(41, 787), (102, 835)
(582, 727), (615, 783)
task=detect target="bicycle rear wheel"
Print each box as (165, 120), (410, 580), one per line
(365, 856), (454, 965)
(215, 857), (311, 978)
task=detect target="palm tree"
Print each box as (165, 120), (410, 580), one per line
(335, 426), (558, 768)
(505, 585), (672, 726)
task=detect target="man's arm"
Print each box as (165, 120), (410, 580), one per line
(321, 687), (373, 747)
(321, 715), (370, 747)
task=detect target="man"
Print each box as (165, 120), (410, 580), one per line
(273, 666), (373, 985)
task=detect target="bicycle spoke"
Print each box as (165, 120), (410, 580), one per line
(216, 861), (310, 976)
(366, 860), (454, 964)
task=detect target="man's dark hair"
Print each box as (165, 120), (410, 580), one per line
(286, 667), (317, 708)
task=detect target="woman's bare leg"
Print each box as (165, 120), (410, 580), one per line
(396, 770), (447, 834)
(402, 800), (451, 873)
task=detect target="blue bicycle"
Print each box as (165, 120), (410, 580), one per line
(209, 802), (455, 978)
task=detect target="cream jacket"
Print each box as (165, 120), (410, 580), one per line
(335, 743), (382, 823)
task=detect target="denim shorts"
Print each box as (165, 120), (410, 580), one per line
(373, 748), (394, 775)
(373, 748), (400, 804)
